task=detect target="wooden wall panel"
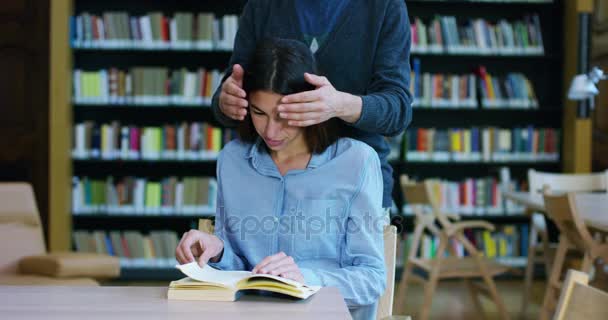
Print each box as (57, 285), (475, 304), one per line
(593, 0), (608, 170)
(0, 0), (50, 243)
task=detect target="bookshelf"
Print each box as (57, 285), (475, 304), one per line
(48, 0), (570, 281)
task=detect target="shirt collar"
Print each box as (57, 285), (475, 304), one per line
(245, 137), (336, 173)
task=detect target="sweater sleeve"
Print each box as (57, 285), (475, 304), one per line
(350, 0), (413, 137)
(211, 0), (259, 128)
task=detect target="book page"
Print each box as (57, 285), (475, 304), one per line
(176, 262), (316, 289)
(176, 262), (251, 288)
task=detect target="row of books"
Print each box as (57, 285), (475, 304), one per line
(396, 224), (529, 263)
(73, 68), (223, 105)
(73, 230), (180, 268)
(72, 121), (236, 161)
(72, 176), (217, 215)
(402, 127), (560, 162)
(410, 14), (543, 55)
(410, 60), (538, 109)
(70, 12), (238, 50)
(402, 176), (526, 216)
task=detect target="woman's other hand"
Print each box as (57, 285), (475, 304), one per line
(252, 252), (305, 284)
(175, 229), (224, 267)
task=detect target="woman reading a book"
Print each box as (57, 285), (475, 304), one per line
(176, 38), (386, 320)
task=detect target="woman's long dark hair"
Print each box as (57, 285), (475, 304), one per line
(238, 37), (339, 154)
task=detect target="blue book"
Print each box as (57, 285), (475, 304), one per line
(69, 16), (77, 48)
(520, 224), (529, 257)
(471, 127), (480, 152)
(527, 126), (534, 153)
(105, 234), (115, 256)
(413, 58), (421, 99)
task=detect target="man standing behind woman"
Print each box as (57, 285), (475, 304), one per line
(212, 0), (413, 212)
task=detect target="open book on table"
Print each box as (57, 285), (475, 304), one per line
(167, 262), (322, 301)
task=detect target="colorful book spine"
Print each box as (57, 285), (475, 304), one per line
(72, 176), (217, 215)
(73, 230), (180, 268)
(410, 14), (544, 55)
(71, 12), (238, 51)
(404, 127), (560, 163)
(72, 121), (236, 161)
(73, 67), (223, 105)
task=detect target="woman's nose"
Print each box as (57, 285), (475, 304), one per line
(265, 119), (284, 137)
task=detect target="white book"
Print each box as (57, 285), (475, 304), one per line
(73, 70), (82, 103)
(120, 127), (129, 159)
(140, 16), (153, 48)
(134, 179), (146, 213)
(185, 72), (196, 99)
(72, 177), (81, 214)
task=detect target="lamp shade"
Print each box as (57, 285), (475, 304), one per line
(568, 74), (599, 100)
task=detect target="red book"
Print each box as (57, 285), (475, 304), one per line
(130, 127), (140, 152)
(411, 23), (418, 46)
(200, 69), (207, 98)
(92, 16), (99, 40)
(417, 128), (426, 152)
(120, 235), (131, 258)
(165, 125), (175, 151)
(459, 182), (465, 208)
(206, 126), (214, 151)
(161, 16), (169, 42)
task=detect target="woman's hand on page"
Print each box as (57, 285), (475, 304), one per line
(252, 252), (305, 284)
(219, 64), (248, 121)
(175, 230), (224, 267)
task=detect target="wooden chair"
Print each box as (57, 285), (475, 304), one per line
(377, 224), (397, 320)
(0, 182), (119, 286)
(521, 169), (608, 316)
(552, 269), (608, 320)
(394, 177), (511, 320)
(539, 191), (608, 320)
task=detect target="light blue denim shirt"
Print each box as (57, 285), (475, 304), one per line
(209, 137), (387, 320)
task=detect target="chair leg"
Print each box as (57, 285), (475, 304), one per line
(540, 236), (568, 320)
(418, 237), (449, 320)
(521, 223), (538, 317)
(581, 252), (593, 273)
(464, 279), (485, 320)
(478, 264), (510, 320)
(394, 260), (413, 315)
(418, 265), (440, 320)
(540, 225), (552, 275)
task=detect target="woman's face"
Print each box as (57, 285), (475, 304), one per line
(249, 90), (305, 152)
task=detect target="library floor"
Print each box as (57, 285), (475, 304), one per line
(108, 280), (545, 320)
(395, 280), (544, 320)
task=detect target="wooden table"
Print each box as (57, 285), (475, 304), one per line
(504, 191), (608, 232)
(0, 285), (351, 320)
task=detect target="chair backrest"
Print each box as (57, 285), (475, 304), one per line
(0, 183), (46, 275)
(553, 269), (608, 320)
(400, 176), (452, 229)
(543, 192), (596, 256)
(528, 169), (608, 195)
(376, 224), (397, 320)
(198, 218), (214, 234)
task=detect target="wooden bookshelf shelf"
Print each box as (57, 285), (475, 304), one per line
(73, 214), (202, 231)
(73, 105), (218, 125)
